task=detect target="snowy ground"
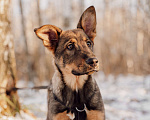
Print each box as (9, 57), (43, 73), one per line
(96, 72), (150, 120)
(2, 72), (150, 120)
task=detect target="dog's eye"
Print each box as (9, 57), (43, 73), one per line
(67, 43), (74, 50)
(87, 41), (91, 47)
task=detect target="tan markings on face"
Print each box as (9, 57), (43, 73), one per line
(64, 38), (77, 49)
(71, 38), (77, 43)
(56, 30), (99, 72)
(83, 36), (87, 41)
(54, 29), (99, 90)
(86, 110), (105, 120)
(53, 111), (70, 120)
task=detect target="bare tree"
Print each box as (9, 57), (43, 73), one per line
(0, 0), (20, 116)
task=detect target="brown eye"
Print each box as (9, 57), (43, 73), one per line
(87, 41), (91, 47)
(67, 43), (74, 50)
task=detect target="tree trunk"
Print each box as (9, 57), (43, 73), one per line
(0, 0), (20, 116)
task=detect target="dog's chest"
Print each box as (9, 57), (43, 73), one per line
(53, 75), (95, 108)
(62, 85), (85, 107)
(62, 87), (87, 120)
(52, 75), (97, 119)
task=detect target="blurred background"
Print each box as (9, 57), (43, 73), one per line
(10, 0), (150, 84)
(1, 0), (150, 120)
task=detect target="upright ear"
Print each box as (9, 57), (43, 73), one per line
(34, 25), (62, 52)
(77, 6), (96, 42)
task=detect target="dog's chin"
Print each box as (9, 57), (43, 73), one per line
(72, 69), (98, 76)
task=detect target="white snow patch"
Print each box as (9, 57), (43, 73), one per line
(2, 72), (150, 120)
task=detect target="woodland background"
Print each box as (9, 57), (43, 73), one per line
(0, 0), (150, 119)
(11, 0), (150, 84)
(9, 0), (150, 83)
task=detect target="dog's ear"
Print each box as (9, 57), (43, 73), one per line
(77, 6), (96, 42)
(34, 25), (62, 52)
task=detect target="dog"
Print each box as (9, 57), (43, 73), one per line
(34, 6), (105, 120)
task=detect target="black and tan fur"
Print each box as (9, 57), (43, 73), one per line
(34, 6), (105, 120)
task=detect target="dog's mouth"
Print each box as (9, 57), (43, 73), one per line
(72, 68), (99, 76)
(72, 64), (99, 76)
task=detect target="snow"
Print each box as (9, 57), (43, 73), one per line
(95, 72), (150, 120)
(1, 72), (150, 120)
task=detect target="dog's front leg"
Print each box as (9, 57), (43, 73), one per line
(86, 110), (105, 120)
(53, 111), (70, 120)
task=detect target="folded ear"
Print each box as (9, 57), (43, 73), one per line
(34, 25), (62, 52)
(77, 6), (96, 42)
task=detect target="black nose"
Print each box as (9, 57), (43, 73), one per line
(86, 58), (98, 66)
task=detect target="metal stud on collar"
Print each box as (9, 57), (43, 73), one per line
(75, 104), (86, 112)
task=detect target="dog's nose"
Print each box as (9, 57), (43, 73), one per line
(86, 58), (98, 66)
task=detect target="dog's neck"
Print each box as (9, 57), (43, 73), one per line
(62, 72), (88, 92)
(52, 65), (88, 92)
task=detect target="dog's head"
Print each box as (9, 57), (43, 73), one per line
(34, 6), (99, 76)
